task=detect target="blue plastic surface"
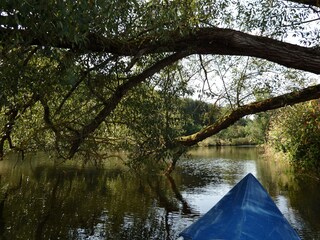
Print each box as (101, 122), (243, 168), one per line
(179, 173), (301, 240)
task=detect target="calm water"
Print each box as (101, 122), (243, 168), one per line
(0, 147), (319, 239)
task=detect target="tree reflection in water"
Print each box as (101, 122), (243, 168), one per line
(0, 148), (319, 239)
(0, 155), (197, 240)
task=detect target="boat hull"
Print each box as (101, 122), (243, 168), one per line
(179, 173), (301, 240)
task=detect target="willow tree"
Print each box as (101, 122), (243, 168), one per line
(0, 0), (320, 171)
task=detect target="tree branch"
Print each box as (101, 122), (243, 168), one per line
(2, 27), (320, 74)
(177, 84), (320, 146)
(68, 51), (190, 157)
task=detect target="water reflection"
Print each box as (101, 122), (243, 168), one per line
(176, 147), (258, 222)
(0, 147), (319, 239)
(256, 154), (320, 239)
(0, 154), (192, 239)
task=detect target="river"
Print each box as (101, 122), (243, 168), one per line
(0, 146), (319, 239)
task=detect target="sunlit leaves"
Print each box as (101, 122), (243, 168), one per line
(268, 100), (320, 171)
(1, 0), (320, 162)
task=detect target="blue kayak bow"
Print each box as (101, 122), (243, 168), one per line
(179, 173), (301, 240)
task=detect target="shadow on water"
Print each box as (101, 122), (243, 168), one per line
(0, 154), (199, 239)
(0, 147), (319, 239)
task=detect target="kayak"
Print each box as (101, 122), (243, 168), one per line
(179, 173), (301, 240)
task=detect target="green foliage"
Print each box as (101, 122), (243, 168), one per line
(214, 119), (250, 145)
(0, 0), (319, 165)
(245, 112), (271, 144)
(180, 98), (219, 134)
(2, 0), (318, 46)
(200, 112), (271, 146)
(268, 101), (320, 171)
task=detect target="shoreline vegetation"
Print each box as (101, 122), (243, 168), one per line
(198, 138), (257, 147)
(260, 145), (320, 181)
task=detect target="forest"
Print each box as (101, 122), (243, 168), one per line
(0, 0), (320, 174)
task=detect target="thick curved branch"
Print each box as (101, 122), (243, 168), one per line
(177, 84), (320, 146)
(2, 27), (320, 74)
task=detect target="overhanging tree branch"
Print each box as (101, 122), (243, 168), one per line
(177, 84), (320, 146)
(2, 1), (320, 161)
(1, 27), (320, 74)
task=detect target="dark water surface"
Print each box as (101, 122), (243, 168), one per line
(0, 147), (319, 239)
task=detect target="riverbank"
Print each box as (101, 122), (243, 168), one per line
(261, 145), (320, 181)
